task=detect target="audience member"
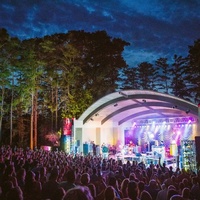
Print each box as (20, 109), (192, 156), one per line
(6, 186), (23, 200)
(127, 180), (139, 200)
(140, 190), (153, 200)
(59, 169), (76, 192)
(63, 185), (94, 200)
(121, 178), (130, 198)
(42, 167), (60, 200)
(24, 170), (42, 200)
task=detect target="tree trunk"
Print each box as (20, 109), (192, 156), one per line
(0, 87), (5, 144)
(33, 89), (38, 148)
(55, 85), (58, 131)
(10, 75), (14, 146)
(51, 87), (54, 132)
(30, 92), (34, 149)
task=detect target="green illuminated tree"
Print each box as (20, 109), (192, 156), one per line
(15, 38), (44, 149)
(0, 29), (130, 147)
(0, 29), (21, 145)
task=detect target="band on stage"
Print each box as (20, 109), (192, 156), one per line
(82, 139), (173, 164)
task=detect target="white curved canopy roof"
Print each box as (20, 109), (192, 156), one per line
(78, 90), (198, 125)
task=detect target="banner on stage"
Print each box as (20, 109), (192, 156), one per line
(63, 118), (73, 135)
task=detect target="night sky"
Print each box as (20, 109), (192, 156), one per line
(1, 0), (200, 66)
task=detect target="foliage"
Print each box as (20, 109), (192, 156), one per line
(186, 39), (200, 102)
(0, 28), (129, 147)
(155, 58), (170, 93)
(136, 62), (158, 90)
(0, 27), (199, 148)
(169, 55), (191, 100)
(44, 132), (60, 146)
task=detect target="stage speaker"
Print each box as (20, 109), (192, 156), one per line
(136, 153), (141, 157)
(60, 135), (68, 151)
(195, 136), (200, 165)
(150, 141), (155, 151)
(96, 145), (100, 156)
(83, 143), (89, 155)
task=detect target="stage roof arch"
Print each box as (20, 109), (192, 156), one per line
(78, 90), (198, 125)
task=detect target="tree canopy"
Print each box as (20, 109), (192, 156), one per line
(0, 28), (199, 148)
(0, 28), (129, 147)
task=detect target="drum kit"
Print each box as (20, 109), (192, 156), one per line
(124, 145), (134, 155)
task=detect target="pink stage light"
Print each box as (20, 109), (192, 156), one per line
(172, 140), (176, 144)
(132, 122), (136, 128)
(177, 131), (181, 135)
(174, 131), (181, 142)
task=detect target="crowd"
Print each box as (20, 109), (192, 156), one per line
(0, 145), (200, 200)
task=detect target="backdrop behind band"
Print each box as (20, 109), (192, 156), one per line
(124, 123), (192, 150)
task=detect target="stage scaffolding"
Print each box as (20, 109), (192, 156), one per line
(181, 140), (197, 172)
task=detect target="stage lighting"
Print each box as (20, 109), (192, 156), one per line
(149, 133), (154, 139)
(171, 140), (176, 144)
(186, 109), (190, 114)
(142, 99), (146, 103)
(114, 103), (118, 107)
(119, 91), (128, 98)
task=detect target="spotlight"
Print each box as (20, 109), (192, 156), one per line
(172, 105), (177, 109)
(149, 133), (154, 139)
(90, 118), (94, 121)
(95, 113), (99, 116)
(119, 91), (128, 98)
(186, 109), (190, 114)
(142, 99), (146, 103)
(114, 103), (118, 107)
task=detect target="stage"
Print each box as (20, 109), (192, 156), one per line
(107, 151), (178, 169)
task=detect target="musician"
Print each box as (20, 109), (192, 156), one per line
(160, 141), (164, 146)
(92, 141), (96, 156)
(101, 143), (106, 149)
(129, 140), (134, 147)
(101, 143), (108, 158)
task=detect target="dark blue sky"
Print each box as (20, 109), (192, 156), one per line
(1, 0), (200, 66)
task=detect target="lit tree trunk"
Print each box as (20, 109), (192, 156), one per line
(10, 75), (14, 146)
(34, 91), (38, 147)
(33, 89), (38, 148)
(51, 87), (54, 132)
(55, 84), (58, 131)
(30, 92), (34, 149)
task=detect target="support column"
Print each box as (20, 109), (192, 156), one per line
(75, 128), (82, 153)
(96, 127), (101, 145)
